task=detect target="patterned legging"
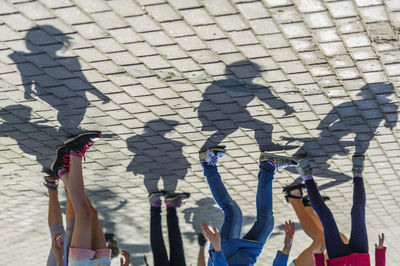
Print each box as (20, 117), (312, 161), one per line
(304, 177), (368, 259)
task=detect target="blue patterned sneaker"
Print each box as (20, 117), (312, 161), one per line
(296, 154), (312, 177)
(352, 155), (365, 177)
(149, 191), (166, 208)
(199, 146), (226, 166)
(165, 192), (190, 208)
(260, 152), (298, 172)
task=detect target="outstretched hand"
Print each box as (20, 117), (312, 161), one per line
(282, 220), (295, 255)
(201, 221), (221, 252)
(120, 250), (131, 266)
(375, 233), (385, 249)
(51, 233), (64, 259)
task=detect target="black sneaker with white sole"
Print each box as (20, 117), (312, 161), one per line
(64, 131), (102, 159)
(51, 145), (70, 179)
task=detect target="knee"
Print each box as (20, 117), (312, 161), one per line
(224, 200), (242, 220)
(75, 202), (92, 220)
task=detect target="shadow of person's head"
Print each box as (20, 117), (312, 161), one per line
(357, 82), (395, 100)
(225, 60), (262, 79)
(25, 25), (71, 54)
(143, 119), (179, 135)
(0, 104), (32, 122)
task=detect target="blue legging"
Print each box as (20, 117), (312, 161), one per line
(202, 161), (274, 243)
(305, 177), (368, 259)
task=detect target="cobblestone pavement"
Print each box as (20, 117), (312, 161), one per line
(0, 0), (400, 265)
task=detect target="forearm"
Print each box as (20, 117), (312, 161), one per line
(197, 246), (206, 266)
(56, 258), (64, 266)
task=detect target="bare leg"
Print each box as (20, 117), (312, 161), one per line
(289, 194), (324, 266)
(63, 156), (92, 249)
(66, 190), (75, 221)
(48, 190), (63, 226)
(85, 195), (107, 250)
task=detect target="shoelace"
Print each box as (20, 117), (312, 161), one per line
(76, 141), (94, 162)
(209, 154), (219, 166)
(61, 154), (71, 169)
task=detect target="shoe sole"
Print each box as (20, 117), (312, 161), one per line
(165, 192), (191, 201)
(64, 131), (102, 145)
(261, 153), (298, 165)
(50, 145), (66, 175)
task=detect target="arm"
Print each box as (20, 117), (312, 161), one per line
(259, 94), (295, 116)
(375, 233), (386, 266)
(273, 220), (295, 266)
(201, 222), (228, 266)
(198, 233), (207, 266)
(120, 250), (131, 266)
(52, 233), (64, 266)
(198, 246), (206, 266)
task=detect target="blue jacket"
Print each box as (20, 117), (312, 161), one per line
(208, 239), (288, 266)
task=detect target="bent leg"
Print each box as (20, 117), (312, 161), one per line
(203, 164), (242, 240)
(289, 199), (324, 241)
(293, 240), (321, 266)
(63, 156), (92, 249)
(150, 207), (169, 266)
(85, 196), (107, 250)
(47, 188), (65, 266)
(167, 207), (186, 266)
(243, 162), (274, 243)
(349, 177), (368, 253)
(304, 178), (348, 258)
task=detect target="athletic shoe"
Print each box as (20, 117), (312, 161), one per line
(64, 131), (102, 159)
(51, 145), (70, 179)
(148, 191), (166, 208)
(296, 154), (312, 177)
(352, 155), (365, 176)
(165, 192), (190, 208)
(43, 175), (59, 191)
(199, 146), (226, 166)
(260, 152), (298, 171)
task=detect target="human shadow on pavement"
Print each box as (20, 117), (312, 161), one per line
(182, 197), (256, 243)
(0, 104), (62, 172)
(9, 25), (109, 135)
(283, 83), (398, 190)
(126, 119), (190, 194)
(197, 60), (297, 152)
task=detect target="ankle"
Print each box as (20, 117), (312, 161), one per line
(69, 151), (81, 157)
(302, 175), (313, 181)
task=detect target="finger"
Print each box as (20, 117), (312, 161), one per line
(202, 231), (210, 240)
(382, 233), (384, 242)
(212, 226), (219, 236)
(120, 257), (123, 265)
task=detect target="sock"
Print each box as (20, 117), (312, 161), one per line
(302, 175), (313, 181)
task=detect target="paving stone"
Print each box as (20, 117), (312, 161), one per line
(1, 1), (400, 265)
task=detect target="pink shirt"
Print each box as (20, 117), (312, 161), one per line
(313, 248), (386, 266)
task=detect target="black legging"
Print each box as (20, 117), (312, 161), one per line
(305, 177), (368, 259)
(150, 207), (186, 266)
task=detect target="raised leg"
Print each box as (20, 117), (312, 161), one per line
(348, 177), (368, 253)
(202, 164), (242, 240)
(167, 207), (186, 266)
(243, 162), (274, 243)
(150, 207), (169, 266)
(85, 196), (107, 250)
(63, 156), (92, 249)
(46, 189), (66, 266)
(304, 178), (349, 258)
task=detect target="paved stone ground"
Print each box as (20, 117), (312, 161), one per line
(0, 0), (400, 265)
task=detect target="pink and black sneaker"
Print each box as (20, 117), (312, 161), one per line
(64, 131), (102, 160)
(51, 145), (70, 179)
